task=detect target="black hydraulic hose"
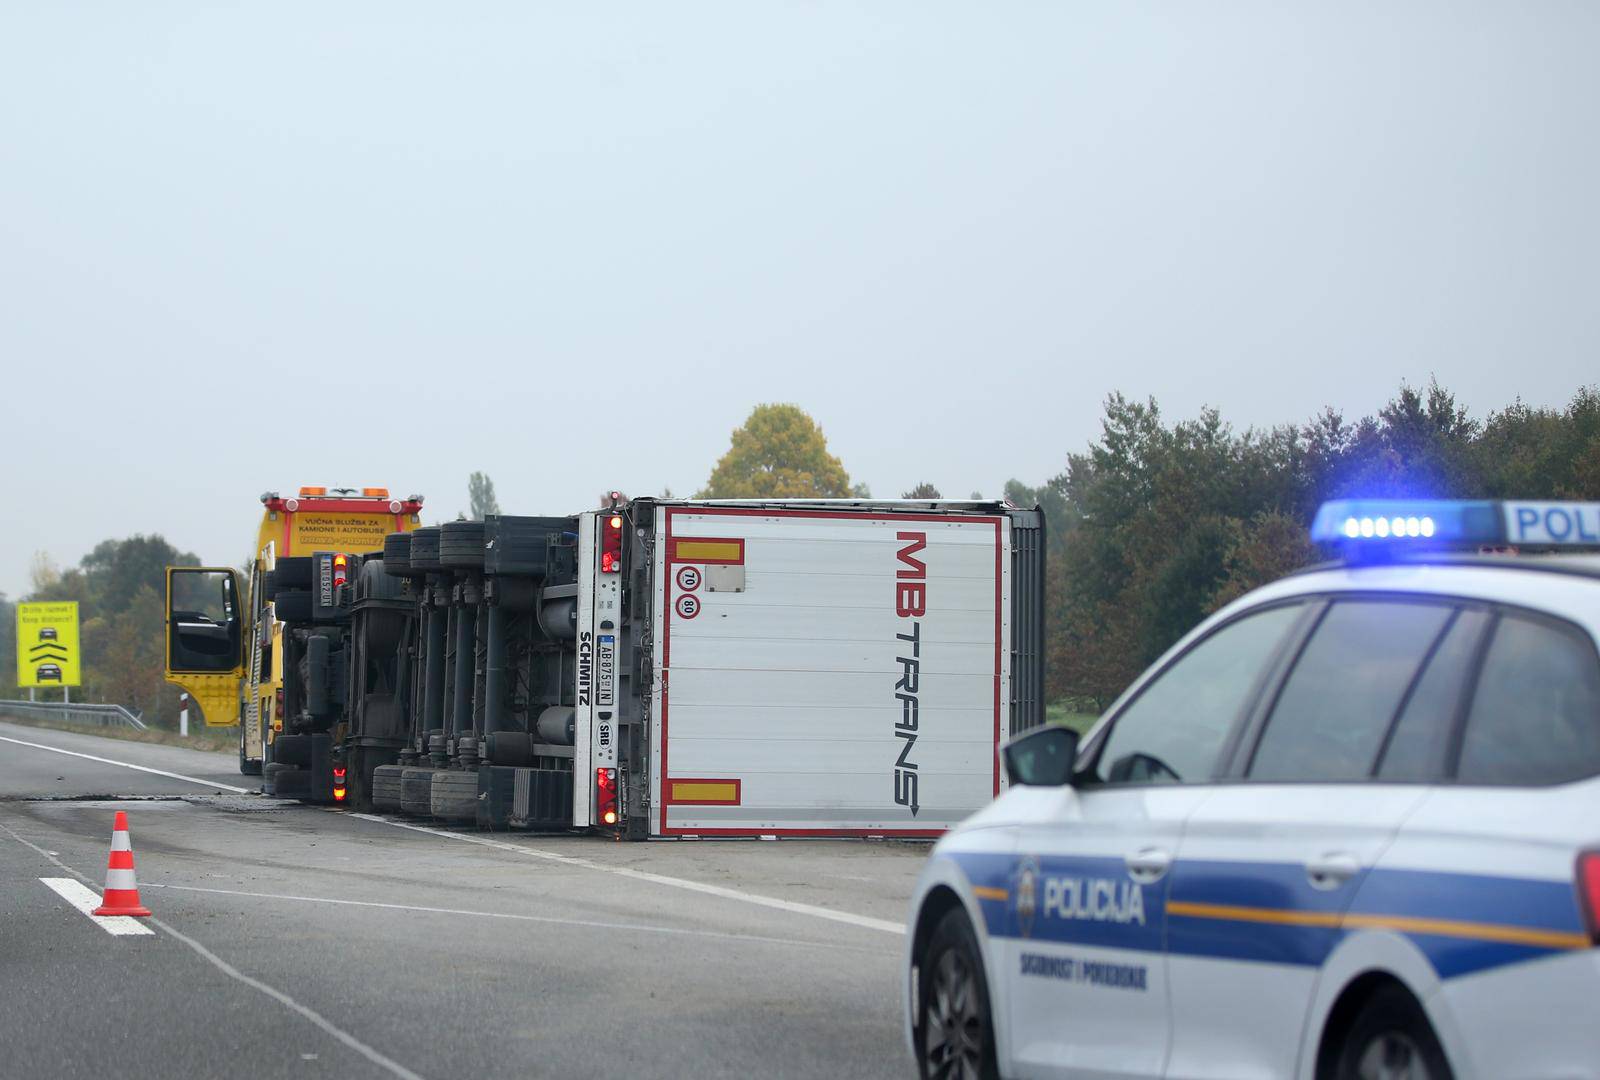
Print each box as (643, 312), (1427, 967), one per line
(422, 594), (448, 733)
(483, 602), (506, 737)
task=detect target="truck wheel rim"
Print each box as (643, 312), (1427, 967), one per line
(924, 949), (983, 1080)
(1355, 1032), (1430, 1080)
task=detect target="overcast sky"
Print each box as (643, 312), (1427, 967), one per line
(2, 2), (1597, 599)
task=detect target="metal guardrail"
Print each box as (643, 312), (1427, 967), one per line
(0, 699), (148, 731)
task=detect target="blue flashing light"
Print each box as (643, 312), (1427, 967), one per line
(1311, 499), (1600, 549)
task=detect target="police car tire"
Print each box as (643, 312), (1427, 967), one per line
(275, 558), (314, 589)
(371, 765), (405, 811)
(429, 770), (479, 822)
(1334, 985), (1453, 1080)
(916, 908), (999, 1080)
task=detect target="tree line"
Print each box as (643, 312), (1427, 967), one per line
(7, 386), (1597, 723)
(1017, 382), (1600, 710)
(0, 537), (199, 723)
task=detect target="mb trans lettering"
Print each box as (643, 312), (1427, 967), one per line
(893, 531), (927, 817)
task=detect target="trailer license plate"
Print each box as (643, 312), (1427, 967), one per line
(598, 634), (615, 707)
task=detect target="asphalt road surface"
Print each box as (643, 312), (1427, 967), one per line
(0, 720), (922, 1080)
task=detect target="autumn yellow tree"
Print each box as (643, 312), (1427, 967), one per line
(698, 405), (853, 499)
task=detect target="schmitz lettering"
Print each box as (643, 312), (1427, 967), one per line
(893, 531), (926, 816)
(577, 631), (593, 707)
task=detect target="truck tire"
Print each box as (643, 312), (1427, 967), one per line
(274, 590), (313, 623)
(275, 557), (314, 589)
(409, 528), (442, 572)
(382, 533), (413, 577)
(439, 521), (487, 569)
(371, 765), (405, 811)
(272, 734), (311, 767)
(357, 560), (405, 602)
(399, 767), (437, 816)
(430, 770), (480, 823)
(263, 760), (308, 798)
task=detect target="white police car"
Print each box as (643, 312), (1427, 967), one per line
(906, 499), (1600, 1080)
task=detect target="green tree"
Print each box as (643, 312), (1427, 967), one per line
(78, 535), (199, 615)
(698, 405), (853, 499)
(97, 585), (172, 721)
(468, 471), (501, 520)
(902, 483), (942, 499)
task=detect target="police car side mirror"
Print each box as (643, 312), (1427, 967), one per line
(1003, 726), (1080, 787)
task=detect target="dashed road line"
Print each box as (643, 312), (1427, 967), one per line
(38, 877), (154, 936)
(2, 822), (427, 1080)
(0, 735), (252, 795)
(348, 813), (907, 936)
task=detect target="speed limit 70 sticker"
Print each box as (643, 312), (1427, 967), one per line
(674, 593), (701, 620)
(675, 565), (702, 592)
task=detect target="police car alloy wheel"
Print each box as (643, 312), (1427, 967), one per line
(918, 909), (997, 1080)
(1335, 986), (1452, 1080)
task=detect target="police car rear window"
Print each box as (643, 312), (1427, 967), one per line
(1376, 608), (1488, 781)
(1457, 614), (1600, 786)
(1248, 600), (1453, 783)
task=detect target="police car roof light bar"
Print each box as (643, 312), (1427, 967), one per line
(1311, 499), (1600, 549)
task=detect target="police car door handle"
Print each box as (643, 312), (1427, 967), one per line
(1305, 852), (1361, 889)
(1126, 848), (1171, 883)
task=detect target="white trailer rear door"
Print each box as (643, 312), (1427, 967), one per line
(651, 507), (1008, 837)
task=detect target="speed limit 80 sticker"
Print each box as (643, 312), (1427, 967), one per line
(674, 593), (702, 620)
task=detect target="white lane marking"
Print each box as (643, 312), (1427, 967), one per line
(144, 882), (884, 953)
(39, 877), (154, 936)
(151, 916), (429, 1080)
(0, 735), (252, 795)
(2, 824), (427, 1080)
(348, 814), (906, 936)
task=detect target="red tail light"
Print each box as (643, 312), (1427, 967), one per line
(332, 553), (349, 589)
(332, 766), (347, 804)
(601, 515), (623, 574)
(1579, 851), (1600, 943)
(274, 688), (284, 723)
(597, 767), (618, 827)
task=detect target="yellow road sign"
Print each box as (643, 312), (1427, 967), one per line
(17, 601), (81, 688)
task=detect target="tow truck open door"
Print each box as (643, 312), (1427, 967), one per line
(164, 567), (247, 728)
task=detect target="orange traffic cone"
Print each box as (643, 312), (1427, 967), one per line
(91, 810), (151, 917)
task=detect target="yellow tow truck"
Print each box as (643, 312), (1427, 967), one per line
(164, 487), (423, 775)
